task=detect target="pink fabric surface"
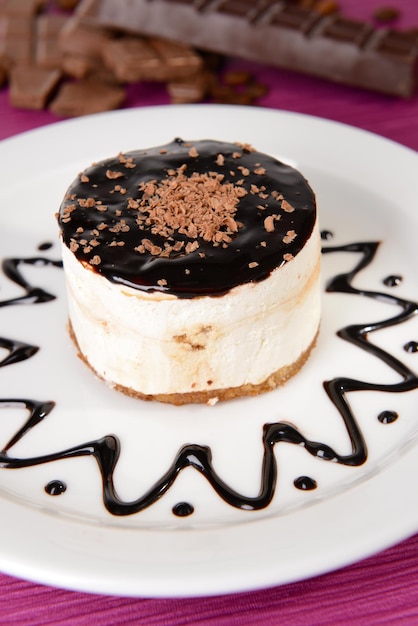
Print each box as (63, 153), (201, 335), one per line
(1, 0), (418, 624)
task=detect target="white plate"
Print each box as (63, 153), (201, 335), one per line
(0, 105), (417, 598)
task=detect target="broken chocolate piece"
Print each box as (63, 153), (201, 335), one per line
(102, 35), (202, 83)
(0, 14), (33, 67)
(49, 78), (125, 116)
(167, 71), (212, 103)
(148, 37), (203, 77)
(59, 16), (113, 59)
(9, 65), (61, 109)
(102, 37), (168, 83)
(35, 14), (68, 69)
(0, 0), (46, 18)
(373, 7), (400, 25)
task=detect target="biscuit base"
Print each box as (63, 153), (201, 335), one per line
(69, 321), (319, 406)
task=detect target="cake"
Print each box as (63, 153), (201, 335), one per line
(57, 138), (321, 405)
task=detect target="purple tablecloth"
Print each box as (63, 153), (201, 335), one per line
(1, 0), (418, 624)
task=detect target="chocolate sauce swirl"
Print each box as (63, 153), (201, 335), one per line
(1, 256), (62, 307)
(57, 139), (316, 297)
(0, 240), (416, 517)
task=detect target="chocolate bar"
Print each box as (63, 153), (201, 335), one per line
(81, 0), (418, 97)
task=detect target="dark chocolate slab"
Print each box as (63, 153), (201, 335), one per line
(79, 0), (418, 96)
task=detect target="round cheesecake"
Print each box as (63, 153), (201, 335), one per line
(57, 139), (321, 405)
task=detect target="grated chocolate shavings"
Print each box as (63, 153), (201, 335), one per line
(281, 199), (295, 213)
(118, 153), (136, 169)
(265, 214), (281, 233)
(235, 142), (255, 153)
(127, 198), (140, 209)
(283, 230), (297, 244)
(78, 197), (96, 208)
(106, 169), (125, 179)
(135, 168), (247, 256)
(113, 185), (127, 195)
(185, 241), (199, 254)
(264, 215), (275, 233)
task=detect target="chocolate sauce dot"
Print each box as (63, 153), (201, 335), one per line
(45, 479), (67, 496)
(172, 502), (194, 517)
(294, 476), (317, 491)
(404, 341), (418, 354)
(378, 410), (399, 424)
(383, 275), (403, 287)
(321, 230), (334, 241)
(37, 242), (53, 251)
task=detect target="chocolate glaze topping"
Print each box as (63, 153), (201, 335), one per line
(57, 139), (316, 297)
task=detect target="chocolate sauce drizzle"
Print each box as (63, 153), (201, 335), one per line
(0, 256), (62, 307)
(378, 411), (399, 425)
(383, 274), (403, 287)
(45, 480), (67, 496)
(294, 476), (317, 491)
(0, 240), (417, 517)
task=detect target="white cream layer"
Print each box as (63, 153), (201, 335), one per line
(62, 219), (321, 397)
